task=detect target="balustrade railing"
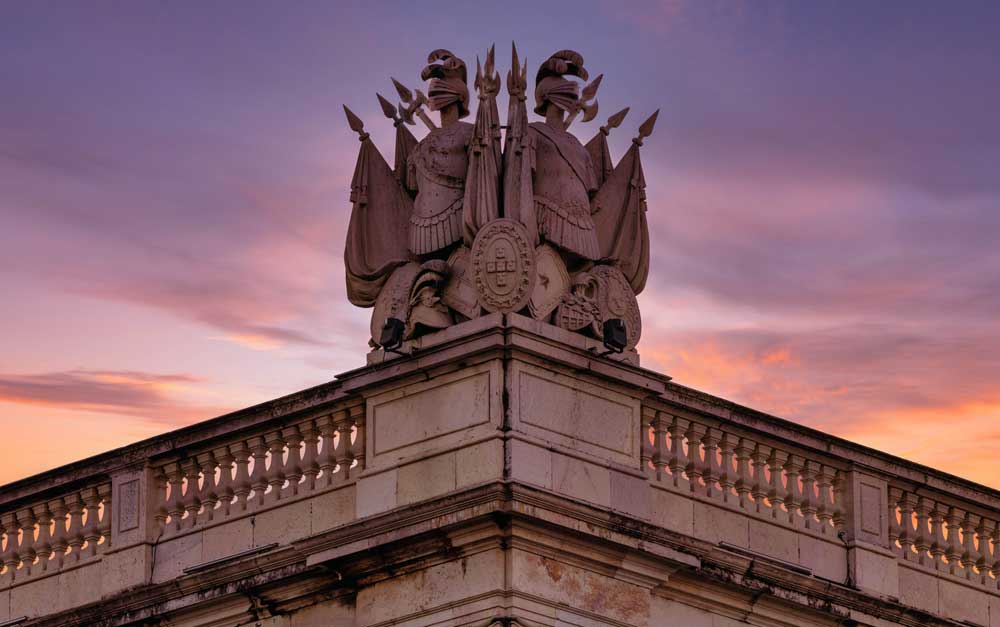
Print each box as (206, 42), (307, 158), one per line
(0, 481), (111, 582)
(152, 405), (365, 535)
(642, 409), (847, 537)
(889, 486), (1000, 590)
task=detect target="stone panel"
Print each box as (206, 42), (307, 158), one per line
(850, 547), (899, 598)
(610, 470), (651, 520)
(509, 438), (553, 490)
(10, 571), (62, 619)
(312, 485), (357, 535)
(512, 362), (640, 466)
(152, 532), (203, 583)
(368, 363), (499, 466)
(101, 545), (150, 597)
(456, 439), (504, 488)
(356, 468), (398, 519)
(649, 596), (713, 627)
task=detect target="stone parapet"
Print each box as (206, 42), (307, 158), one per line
(2, 316), (1000, 626)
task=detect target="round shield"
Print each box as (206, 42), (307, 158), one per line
(529, 244), (570, 321)
(471, 219), (536, 314)
(589, 264), (642, 349)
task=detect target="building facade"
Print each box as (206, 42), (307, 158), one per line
(1, 314), (999, 626)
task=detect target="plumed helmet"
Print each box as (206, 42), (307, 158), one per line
(421, 49), (470, 119)
(534, 50), (589, 116)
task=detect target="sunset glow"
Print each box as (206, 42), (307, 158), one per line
(2, 1), (998, 486)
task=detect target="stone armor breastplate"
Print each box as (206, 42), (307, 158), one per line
(409, 122), (473, 255)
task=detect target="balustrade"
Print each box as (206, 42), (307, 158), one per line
(0, 481), (111, 582)
(152, 407), (365, 535)
(644, 411), (844, 536)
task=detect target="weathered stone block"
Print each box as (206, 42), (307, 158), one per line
(649, 596), (713, 627)
(152, 531), (203, 583)
(396, 452), (456, 506)
(290, 598), (356, 626)
(509, 438), (552, 490)
(850, 547), (899, 598)
(798, 534), (846, 584)
(611, 470), (650, 520)
(356, 468), (398, 519)
(939, 577), (989, 626)
(101, 545), (150, 597)
(897, 564), (939, 615)
(748, 518), (799, 563)
(456, 439), (504, 488)
(355, 549), (504, 625)
(693, 501), (749, 547)
(10, 572), (62, 618)
(252, 498), (313, 547)
(650, 486), (694, 536)
(512, 550), (650, 626)
(551, 453), (611, 508)
(311, 485), (357, 535)
(200, 516), (254, 563)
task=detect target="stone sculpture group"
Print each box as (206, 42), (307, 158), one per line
(343, 45), (657, 356)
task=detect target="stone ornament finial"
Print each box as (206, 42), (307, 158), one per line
(342, 44), (660, 361)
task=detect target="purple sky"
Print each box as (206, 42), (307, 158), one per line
(2, 1), (999, 485)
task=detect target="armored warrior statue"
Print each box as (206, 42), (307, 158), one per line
(505, 50), (604, 264)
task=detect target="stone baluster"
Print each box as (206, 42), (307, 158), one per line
(831, 471), (846, 531)
(718, 434), (735, 504)
(264, 431), (288, 503)
(887, 487), (902, 555)
(767, 448), (788, 520)
(799, 461), (817, 529)
(1, 512), (20, 577)
(317, 415), (339, 485)
(667, 416), (689, 490)
(196, 452), (220, 523)
(65, 492), (86, 560)
(944, 506), (963, 574)
(32, 502), (53, 572)
(248, 436), (270, 506)
(350, 405), (366, 472)
(815, 465), (834, 533)
(164, 462), (186, 530)
(17, 508), (37, 575)
(48, 497), (69, 569)
(181, 459), (203, 528)
(82, 487), (103, 556)
(640, 410), (653, 474)
(898, 491), (917, 560)
(300, 419), (321, 491)
(650, 412), (669, 480)
(783, 455), (803, 525)
(960, 512), (978, 579)
(750, 444), (770, 514)
(231, 441), (253, 511)
(282, 425), (304, 496)
(990, 523), (1000, 589)
(701, 428), (720, 498)
(734, 438), (753, 509)
(213, 445), (236, 517)
(684, 421), (706, 493)
(153, 468), (169, 530)
(929, 501), (946, 570)
(335, 410), (354, 480)
(913, 496), (931, 565)
(976, 518), (993, 585)
(97, 483), (112, 550)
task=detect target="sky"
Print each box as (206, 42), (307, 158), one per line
(2, 1), (999, 487)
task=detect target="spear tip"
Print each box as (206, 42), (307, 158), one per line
(343, 105), (365, 134)
(637, 109), (660, 140)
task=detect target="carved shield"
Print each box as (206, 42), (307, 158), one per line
(370, 262), (422, 344)
(589, 265), (642, 349)
(471, 219), (536, 314)
(528, 244), (570, 321)
(441, 246), (482, 320)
